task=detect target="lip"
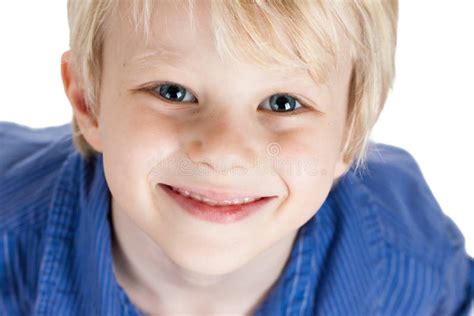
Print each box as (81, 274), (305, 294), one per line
(158, 183), (276, 224)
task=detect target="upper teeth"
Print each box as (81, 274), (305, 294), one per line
(170, 186), (261, 206)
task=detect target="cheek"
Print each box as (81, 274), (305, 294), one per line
(100, 100), (183, 222)
(101, 98), (183, 164)
(271, 124), (342, 226)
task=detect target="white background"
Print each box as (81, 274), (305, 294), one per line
(0, 1), (472, 257)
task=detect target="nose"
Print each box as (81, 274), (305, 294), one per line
(183, 110), (260, 174)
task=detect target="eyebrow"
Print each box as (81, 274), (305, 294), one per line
(125, 49), (187, 69)
(127, 49), (315, 82)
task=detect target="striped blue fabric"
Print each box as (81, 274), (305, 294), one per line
(1, 121), (473, 316)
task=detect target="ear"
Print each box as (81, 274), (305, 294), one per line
(61, 50), (103, 153)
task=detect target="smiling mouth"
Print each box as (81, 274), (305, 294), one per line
(168, 186), (264, 206)
(157, 183), (276, 224)
(158, 183), (272, 206)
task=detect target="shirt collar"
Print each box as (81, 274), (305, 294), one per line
(254, 161), (370, 314)
(36, 148), (363, 315)
(253, 180), (341, 315)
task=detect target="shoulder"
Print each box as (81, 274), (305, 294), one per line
(0, 122), (85, 315)
(353, 142), (473, 315)
(0, 121), (73, 174)
(0, 121), (75, 233)
(0, 122), (77, 314)
(358, 142), (464, 259)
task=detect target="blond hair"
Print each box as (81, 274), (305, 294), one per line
(66, 0), (398, 173)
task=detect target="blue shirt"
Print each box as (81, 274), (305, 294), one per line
(1, 121), (473, 316)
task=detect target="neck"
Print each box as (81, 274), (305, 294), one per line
(110, 198), (298, 315)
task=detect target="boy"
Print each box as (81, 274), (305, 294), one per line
(1, 0), (473, 315)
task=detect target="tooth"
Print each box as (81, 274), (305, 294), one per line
(190, 193), (203, 201)
(202, 198), (218, 205)
(179, 189), (191, 197)
(170, 186), (263, 206)
(230, 199), (241, 205)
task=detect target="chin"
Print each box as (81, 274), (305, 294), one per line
(164, 241), (255, 277)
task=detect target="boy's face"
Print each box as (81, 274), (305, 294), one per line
(71, 1), (352, 275)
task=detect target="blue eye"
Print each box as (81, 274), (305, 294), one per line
(146, 82), (308, 115)
(152, 83), (197, 103)
(259, 94), (305, 115)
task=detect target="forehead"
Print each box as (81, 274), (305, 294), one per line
(110, 1), (286, 64)
(105, 0), (352, 84)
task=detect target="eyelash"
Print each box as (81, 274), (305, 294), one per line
(142, 81), (310, 116)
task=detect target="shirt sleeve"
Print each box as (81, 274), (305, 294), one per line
(434, 248), (474, 316)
